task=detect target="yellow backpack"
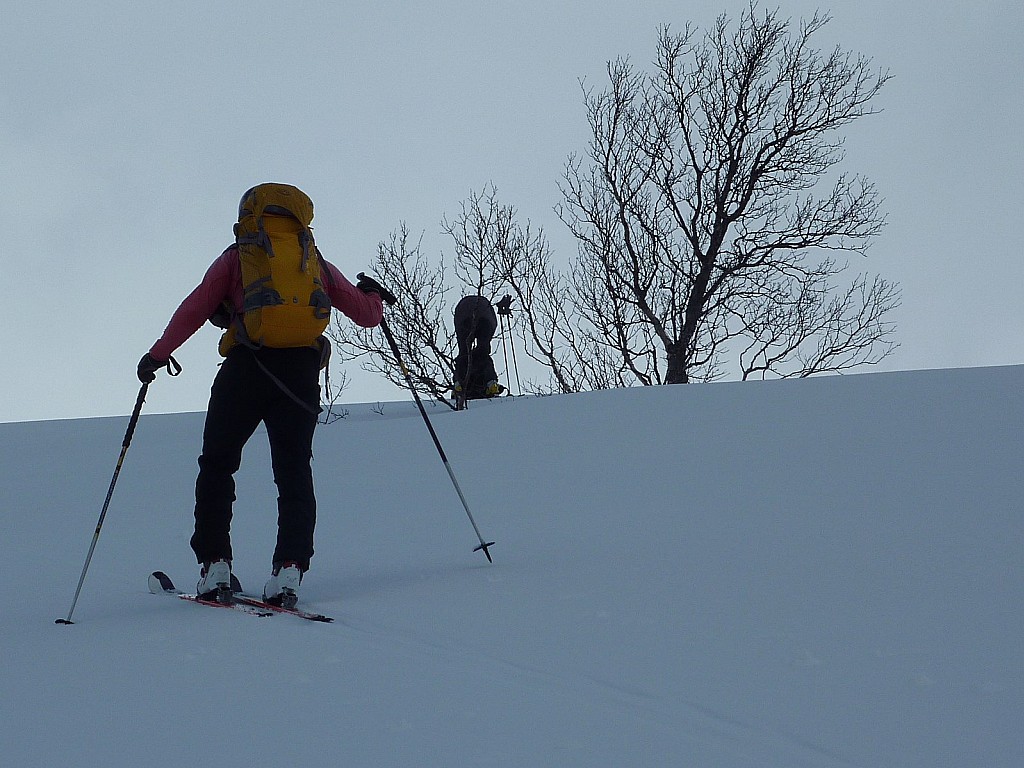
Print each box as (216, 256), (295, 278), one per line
(217, 183), (331, 356)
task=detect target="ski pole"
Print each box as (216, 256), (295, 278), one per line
(56, 382), (150, 624)
(376, 313), (495, 563)
(495, 294), (521, 395)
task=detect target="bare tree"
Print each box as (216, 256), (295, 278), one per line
(331, 6), (900, 399)
(442, 185), (516, 297)
(329, 224), (457, 405)
(440, 187), (619, 394)
(557, 4), (900, 384)
(329, 187), (534, 407)
(436, 189), (575, 393)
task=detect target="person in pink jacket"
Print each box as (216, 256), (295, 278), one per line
(137, 184), (386, 607)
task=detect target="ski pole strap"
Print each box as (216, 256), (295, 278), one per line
(164, 355), (182, 377)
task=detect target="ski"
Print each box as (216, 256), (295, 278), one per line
(231, 593), (334, 623)
(148, 571), (274, 617)
(148, 571), (333, 623)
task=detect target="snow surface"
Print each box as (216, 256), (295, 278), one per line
(2, 366), (1022, 767)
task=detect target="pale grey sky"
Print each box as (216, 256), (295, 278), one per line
(2, 1), (1021, 422)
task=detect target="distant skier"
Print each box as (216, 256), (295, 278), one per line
(452, 295), (503, 405)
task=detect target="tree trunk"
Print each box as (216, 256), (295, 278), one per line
(665, 344), (688, 384)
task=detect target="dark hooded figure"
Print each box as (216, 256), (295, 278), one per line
(453, 295), (502, 401)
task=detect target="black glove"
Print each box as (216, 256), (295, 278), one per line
(137, 354), (181, 383)
(356, 273), (398, 306)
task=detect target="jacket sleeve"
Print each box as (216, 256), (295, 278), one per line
(149, 249), (236, 361)
(322, 260), (384, 328)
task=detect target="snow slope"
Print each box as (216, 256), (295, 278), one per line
(2, 366), (1022, 767)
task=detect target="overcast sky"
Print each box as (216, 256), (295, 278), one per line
(2, 1), (1021, 422)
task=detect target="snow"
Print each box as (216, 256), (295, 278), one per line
(2, 365), (1022, 767)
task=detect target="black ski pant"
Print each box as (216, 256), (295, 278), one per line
(191, 346), (321, 572)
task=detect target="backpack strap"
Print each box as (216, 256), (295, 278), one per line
(299, 228), (313, 272)
(247, 349), (322, 416)
(236, 218), (276, 257)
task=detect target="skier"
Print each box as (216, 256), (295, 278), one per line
(452, 295), (503, 404)
(137, 183), (385, 608)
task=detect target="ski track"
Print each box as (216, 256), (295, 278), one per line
(332, 608), (865, 768)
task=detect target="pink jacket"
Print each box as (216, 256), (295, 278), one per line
(150, 247), (383, 361)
